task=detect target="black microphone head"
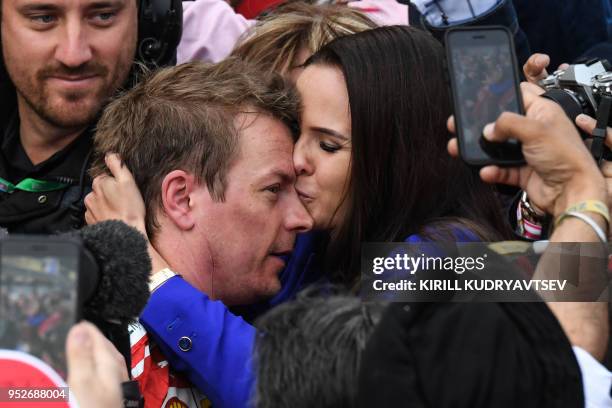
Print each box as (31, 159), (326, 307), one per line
(79, 220), (151, 325)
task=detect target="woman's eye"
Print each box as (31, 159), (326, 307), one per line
(320, 141), (341, 153)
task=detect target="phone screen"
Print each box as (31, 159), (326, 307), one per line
(0, 239), (80, 379)
(447, 28), (523, 165)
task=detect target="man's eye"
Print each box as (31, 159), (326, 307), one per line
(320, 141), (341, 153)
(265, 184), (281, 194)
(31, 15), (56, 24)
(97, 12), (115, 20)
(91, 11), (116, 23)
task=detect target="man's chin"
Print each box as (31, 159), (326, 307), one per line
(224, 280), (281, 306)
(41, 99), (103, 128)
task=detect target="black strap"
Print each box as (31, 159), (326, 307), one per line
(591, 95), (612, 163)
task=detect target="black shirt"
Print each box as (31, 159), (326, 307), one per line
(0, 110), (93, 234)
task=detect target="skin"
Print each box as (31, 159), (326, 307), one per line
(153, 113), (313, 305)
(66, 321), (127, 408)
(1, 0), (137, 164)
(294, 64), (352, 231)
(448, 83), (609, 360)
(286, 47), (312, 84)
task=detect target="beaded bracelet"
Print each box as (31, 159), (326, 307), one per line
(554, 200), (609, 228)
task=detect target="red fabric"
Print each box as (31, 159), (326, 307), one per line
(131, 326), (212, 408)
(235, 0), (286, 19)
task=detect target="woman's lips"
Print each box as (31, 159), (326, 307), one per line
(296, 188), (314, 203)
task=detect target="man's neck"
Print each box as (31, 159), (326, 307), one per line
(17, 97), (87, 165)
(153, 230), (216, 298)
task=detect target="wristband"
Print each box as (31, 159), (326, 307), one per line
(555, 211), (608, 243)
(515, 192), (546, 240)
(149, 268), (177, 293)
(554, 200), (609, 227)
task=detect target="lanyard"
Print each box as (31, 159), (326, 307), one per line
(0, 176), (69, 193)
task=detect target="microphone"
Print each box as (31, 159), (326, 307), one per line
(69, 220), (152, 370)
(76, 220), (151, 325)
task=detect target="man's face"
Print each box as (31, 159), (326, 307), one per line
(189, 113), (313, 305)
(1, 0), (137, 128)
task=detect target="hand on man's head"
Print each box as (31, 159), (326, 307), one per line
(85, 153), (147, 235)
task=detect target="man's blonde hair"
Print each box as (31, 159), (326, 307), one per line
(231, 2), (377, 75)
(91, 58), (299, 238)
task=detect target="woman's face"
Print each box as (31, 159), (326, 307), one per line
(294, 64), (352, 231)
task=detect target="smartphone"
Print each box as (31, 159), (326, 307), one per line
(0, 238), (81, 379)
(446, 26), (525, 166)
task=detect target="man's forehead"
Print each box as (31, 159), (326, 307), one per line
(246, 145), (295, 182)
(237, 122), (295, 182)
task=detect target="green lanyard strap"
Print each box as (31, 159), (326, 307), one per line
(0, 176), (69, 193)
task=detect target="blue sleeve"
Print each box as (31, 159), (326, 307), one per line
(139, 276), (256, 408)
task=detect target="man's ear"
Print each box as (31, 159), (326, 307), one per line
(161, 170), (199, 231)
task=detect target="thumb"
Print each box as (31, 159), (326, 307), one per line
(482, 112), (544, 145)
(66, 323), (95, 385)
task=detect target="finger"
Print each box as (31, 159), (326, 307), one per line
(83, 192), (93, 210)
(557, 63), (570, 71)
(576, 114), (612, 148)
(482, 112), (544, 145)
(575, 113), (596, 133)
(520, 83), (542, 111)
(105, 153), (134, 183)
(520, 81), (545, 96)
(447, 116), (456, 134)
(479, 166), (521, 187)
(520, 82), (546, 112)
(523, 53), (550, 83)
(84, 209), (94, 226)
(91, 174), (113, 197)
(66, 323), (94, 386)
(90, 325), (129, 382)
(601, 160), (612, 177)
(447, 138), (458, 157)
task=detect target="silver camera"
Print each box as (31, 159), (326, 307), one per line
(540, 59), (612, 161)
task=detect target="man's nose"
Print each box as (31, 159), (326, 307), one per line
(285, 193), (313, 233)
(293, 137), (313, 176)
(55, 19), (93, 68)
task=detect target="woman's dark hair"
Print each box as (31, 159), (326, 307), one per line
(305, 26), (512, 284)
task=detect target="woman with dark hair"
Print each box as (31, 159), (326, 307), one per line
(293, 25), (511, 284)
(85, 26), (512, 406)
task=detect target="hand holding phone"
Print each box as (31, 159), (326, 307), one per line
(445, 26), (525, 166)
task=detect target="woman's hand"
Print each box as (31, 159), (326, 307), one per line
(84, 153), (170, 272)
(84, 153), (147, 235)
(448, 82), (607, 218)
